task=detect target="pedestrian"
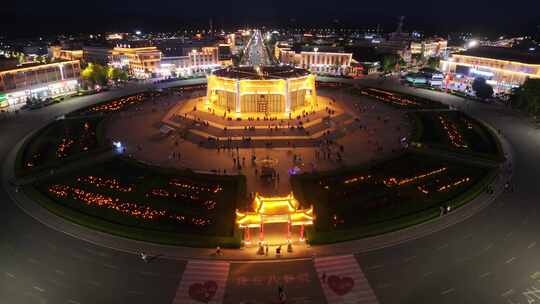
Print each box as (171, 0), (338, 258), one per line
(216, 246), (222, 256)
(278, 285), (287, 303)
(140, 252), (148, 263)
(265, 244), (269, 256)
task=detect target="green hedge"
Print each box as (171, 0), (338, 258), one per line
(15, 117), (111, 178)
(409, 111), (504, 161)
(25, 185), (241, 248)
(305, 167), (497, 245)
(291, 152), (498, 245)
(27, 157), (246, 248)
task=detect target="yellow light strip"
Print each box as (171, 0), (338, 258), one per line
(441, 60), (540, 78)
(0, 60), (80, 75)
(453, 54), (540, 68)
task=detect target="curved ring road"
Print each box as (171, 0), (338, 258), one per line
(0, 77), (536, 304)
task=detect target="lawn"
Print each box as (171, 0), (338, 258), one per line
(17, 90), (169, 175)
(351, 87), (449, 110)
(411, 111), (502, 157)
(291, 153), (495, 244)
(68, 91), (166, 117)
(19, 116), (108, 173)
(29, 157), (245, 247)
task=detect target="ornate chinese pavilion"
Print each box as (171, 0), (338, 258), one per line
(236, 193), (314, 243)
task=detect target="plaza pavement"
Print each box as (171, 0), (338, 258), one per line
(3, 81), (512, 261)
(1, 76), (531, 304)
(105, 88), (411, 196)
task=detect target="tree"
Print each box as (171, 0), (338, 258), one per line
(510, 78), (540, 114)
(427, 57), (440, 69)
(411, 53), (423, 66)
(81, 63), (107, 88)
(472, 77), (494, 99)
(382, 54), (400, 72)
(106, 67), (128, 82)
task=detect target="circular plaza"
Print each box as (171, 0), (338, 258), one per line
(8, 77), (506, 252)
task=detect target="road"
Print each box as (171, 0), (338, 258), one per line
(1, 76), (540, 303)
(355, 78), (540, 304)
(240, 30), (275, 66)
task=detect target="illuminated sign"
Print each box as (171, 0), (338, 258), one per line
(470, 68), (494, 78)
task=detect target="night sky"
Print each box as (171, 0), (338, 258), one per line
(2, 0), (539, 37)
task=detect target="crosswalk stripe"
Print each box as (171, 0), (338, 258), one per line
(172, 260), (230, 304)
(314, 255), (379, 304)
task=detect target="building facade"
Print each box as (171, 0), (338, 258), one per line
(160, 47), (223, 78)
(111, 46), (161, 79)
(82, 46), (113, 65)
(0, 60), (81, 107)
(410, 38), (448, 58)
(49, 46), (84, 61)
(207, 66), (316, 114)
(276, 44), (352, 76)
(440, 47), (540, 92)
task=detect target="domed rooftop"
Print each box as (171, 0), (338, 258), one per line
(212, 65), (311, 80)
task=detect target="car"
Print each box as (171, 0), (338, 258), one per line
(28, 102), (44, 110)
(43, 98), (55, 106)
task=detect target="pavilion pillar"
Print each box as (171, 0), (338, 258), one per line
(287, 215), (291, 241)
(259, 216), (264, 241)
(300, 224), (305, 242)
(244, 227), (251, 244)
(285, 79), (291, 113)
(235, 79), (241, 114)
(206, 76), (212, 107)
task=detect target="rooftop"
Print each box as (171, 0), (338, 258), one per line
(212, 65), (311, 80)
(0, 60), (78, 73)
(456, 47), (540, 65)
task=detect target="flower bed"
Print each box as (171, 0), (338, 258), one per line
(291, 153), (494, 243)
(412, 111), (501, 157)
(29, 158), (245, 247)
(20, 116), (108, 171)
(352, 87), (448, 110)
(68, 91), (166, 117)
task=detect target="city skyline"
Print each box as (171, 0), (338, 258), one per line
(2, 0), (540, 37)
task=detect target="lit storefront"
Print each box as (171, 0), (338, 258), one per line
(0, 61), (81, 107)
(154, 47), (223, 78)
(410, 38), (448, 58)
(206, 66), (317, 114)
(276, 44), (353, 76)
(49, 46), (84, 61)
(111, 46), (161, 79)
(440, 47), (540, 92)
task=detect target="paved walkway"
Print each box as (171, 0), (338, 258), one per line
(172, 260), (230, 304)
(315, 255), (379, 304)
(106, 89), (410, 195)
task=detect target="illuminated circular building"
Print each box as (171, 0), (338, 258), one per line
(207, 65), (317, 115)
